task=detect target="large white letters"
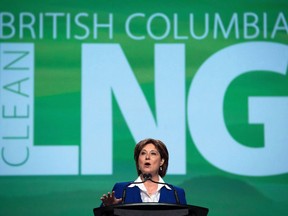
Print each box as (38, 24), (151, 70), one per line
(81, 44), (186, 175)
(0, 43), (78, 175)
(2, 41), (287, 176)
(188, 42), (288, 176)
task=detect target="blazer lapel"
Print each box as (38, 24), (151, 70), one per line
(159, 187), (174, 203)
(125, 186), (142, 203)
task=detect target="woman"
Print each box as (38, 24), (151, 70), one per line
(100, 138), (187, 206)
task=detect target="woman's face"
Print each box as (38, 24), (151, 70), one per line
(138, 143), (164, 176)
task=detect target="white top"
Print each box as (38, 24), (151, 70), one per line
(128, 175), (172, 202)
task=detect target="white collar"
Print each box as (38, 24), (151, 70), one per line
(128, 175), (172, 190)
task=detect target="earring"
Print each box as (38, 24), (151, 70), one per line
(160, 166), (163, 171)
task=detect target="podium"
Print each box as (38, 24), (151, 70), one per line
(93, 203), (209, 216)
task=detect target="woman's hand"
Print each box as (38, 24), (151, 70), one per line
(100, 191), (122, 206)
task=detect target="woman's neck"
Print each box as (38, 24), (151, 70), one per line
(143, 178), (158, 194)
(151, 174), (160, 182)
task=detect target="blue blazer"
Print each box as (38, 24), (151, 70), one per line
(111, 181), (187, 205)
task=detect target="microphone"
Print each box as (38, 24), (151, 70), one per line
(142, 173), (152, 181)
(121, 173), (151, 204)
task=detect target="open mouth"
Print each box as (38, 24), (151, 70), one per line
(144, 162), (151, 167)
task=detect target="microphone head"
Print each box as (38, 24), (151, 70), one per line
(142, 173), (152, 181)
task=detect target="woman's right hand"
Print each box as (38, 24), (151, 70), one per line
(100, 191), (122, 206)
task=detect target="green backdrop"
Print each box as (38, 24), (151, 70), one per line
(1, 0), (288, 215)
